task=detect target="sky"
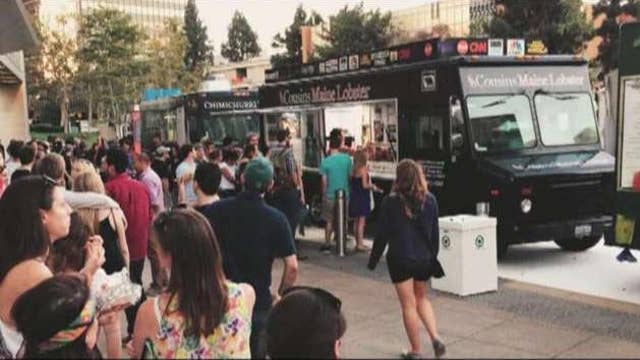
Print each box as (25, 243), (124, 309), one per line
(40, 0), (599, 59)
(196, 0), (429, 59)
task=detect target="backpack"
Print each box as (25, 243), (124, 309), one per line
(270, 147), (295, 189)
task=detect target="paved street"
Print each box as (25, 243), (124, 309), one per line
(286, 236), (640, 358)
(500, 240), (640, 306)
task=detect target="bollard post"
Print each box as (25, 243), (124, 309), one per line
(335, 189), (346, 257)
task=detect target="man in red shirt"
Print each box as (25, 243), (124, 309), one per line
(105, 148), (151, 339)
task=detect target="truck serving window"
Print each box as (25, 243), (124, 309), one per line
(466, 95), (536, 153)
(197, 114), (260, 145)
(534, 93), (599, 147)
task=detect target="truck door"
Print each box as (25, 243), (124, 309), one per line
(444, 95), (476, 215)
(401, 104), (448, 201)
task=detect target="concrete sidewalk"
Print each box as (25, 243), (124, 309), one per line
(285, 230), (640, 359)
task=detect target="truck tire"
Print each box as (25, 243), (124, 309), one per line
(497, 226), (511, 260)
(497, 240), (509, 260)
(554, 236), (601, 251)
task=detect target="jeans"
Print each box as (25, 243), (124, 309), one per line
(268, 187), (301, 235)
(125, 259), (146, 336)
(250, 309), (270, 359)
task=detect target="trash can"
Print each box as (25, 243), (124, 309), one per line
(431, 215), (498, 296)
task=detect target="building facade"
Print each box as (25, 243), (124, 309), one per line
(391, 0), (495, 39)
(76, 0), (187, 32)
(0, 0), (39, 142)
(208, 57), (271, 90)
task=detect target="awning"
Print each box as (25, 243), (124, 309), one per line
(0, 0), (39, 55)
(0, 60), (21, 84)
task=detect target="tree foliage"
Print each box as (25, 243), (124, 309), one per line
(41, 16), (77, 131)
(270, 5), (323, 68)
(316, 3), (395, 59)
(593, 0), (639, 75)
(76, 8), (147, 125)
(183, 0), (212, 72)
(221, 11), (261, 62)
(146, 19), (191, 90)
(485, 0), (592, 54)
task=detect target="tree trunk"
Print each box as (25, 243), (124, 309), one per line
(88, 84), (94, 125)
(60, 87), (69, 133)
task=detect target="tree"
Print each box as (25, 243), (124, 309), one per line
(184, 0), (212, 72)
(221, 11), (261, 62)
(316, 3), (395, 59)
(593, 0), (639, 75)
(271, 5), (323, 68)
(145, 19), (190, 90)
(485, 0), (592, 54)
(41, 16), (77, 132)
(76, 8), (147, 126)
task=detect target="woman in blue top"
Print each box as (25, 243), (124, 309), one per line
(368, 159), (446, 359)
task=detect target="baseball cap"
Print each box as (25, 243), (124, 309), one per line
(155, 146), (170, 155)
(244, 157), (274, 191)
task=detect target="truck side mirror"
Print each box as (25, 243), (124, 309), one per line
(451, 133), (464, 149)
(449, 96), (464, 152)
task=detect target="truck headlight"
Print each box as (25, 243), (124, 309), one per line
(521, 198), (532, 214)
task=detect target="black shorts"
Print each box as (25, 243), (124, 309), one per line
(386, 257), (434, 284)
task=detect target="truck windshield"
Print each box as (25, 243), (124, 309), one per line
(196, 113), (260, 145)
(467, 95), (536, 153)
(534, 93), (599, 146)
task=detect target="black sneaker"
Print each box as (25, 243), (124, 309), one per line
(432, 338), (446, 359)
(320, 244), (332, 254)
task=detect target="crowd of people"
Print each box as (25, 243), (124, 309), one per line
(0, 127), (446, 359)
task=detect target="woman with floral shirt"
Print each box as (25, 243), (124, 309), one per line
(131, 209), (255, 359)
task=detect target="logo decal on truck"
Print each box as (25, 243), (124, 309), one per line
(442, 235), (451, 249)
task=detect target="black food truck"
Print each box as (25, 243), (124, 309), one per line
(260, 38), (615, 257)
(140, 90), (261, 149)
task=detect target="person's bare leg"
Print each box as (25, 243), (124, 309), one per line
(414, 281), (439, 342)
(394, 279), (422, 354)
(325, 221), (333, 245)
(355, 217), (365, 248)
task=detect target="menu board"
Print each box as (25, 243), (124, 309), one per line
(618, 76), (640, 189)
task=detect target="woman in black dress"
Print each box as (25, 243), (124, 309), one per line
(368, 159), (446, 359)
(73, 170), (129, 274)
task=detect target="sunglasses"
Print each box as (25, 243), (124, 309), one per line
(282, 286), (342, 312)
(41, 174), (58, 186)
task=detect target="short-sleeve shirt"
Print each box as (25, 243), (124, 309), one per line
(139, 167), (165, 214)
(320, 152), (353, 199)
(202, 191), (296, 313)
(176, 161), (197, 204)
(105, 173), (151, 261)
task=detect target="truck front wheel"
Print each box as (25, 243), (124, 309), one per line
(554, 236), (601, 251)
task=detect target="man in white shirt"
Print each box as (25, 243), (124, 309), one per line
(175, 144), (198, 206)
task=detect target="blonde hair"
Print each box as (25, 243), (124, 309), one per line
(71, 159), (96, 183)
(352, 150), (367, 175)
(392, 159), (428, 218)
(73, 171), (106, 234)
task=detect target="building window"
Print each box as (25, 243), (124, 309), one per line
(236, 68), (247, 79)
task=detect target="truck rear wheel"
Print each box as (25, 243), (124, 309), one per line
(554, 236), (601, 251)
(497, 240), (509, 259)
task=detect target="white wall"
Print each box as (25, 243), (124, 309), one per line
(0, 82), (29, 142)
